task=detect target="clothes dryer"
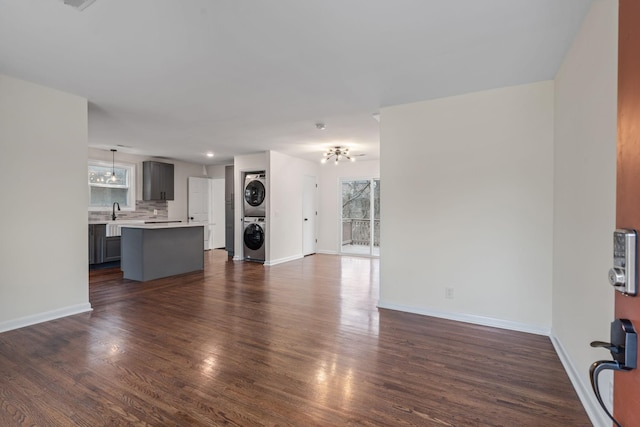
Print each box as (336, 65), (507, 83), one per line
(244, 172), (266, 217)
(243, 217), (265, 262)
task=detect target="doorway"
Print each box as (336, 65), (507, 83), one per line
(188, 177), (225, 250)
(340, 178), (380, 256)
(188, 177), (212, 250)
(303, 175), (317, 256)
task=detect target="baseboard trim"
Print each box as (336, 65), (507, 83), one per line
(264, 254), (304, 266)
(550, 332), (609, 427)
(0, 303), (93, 333)
(376, 301), (550, 336)
(317, 250), (338, 255)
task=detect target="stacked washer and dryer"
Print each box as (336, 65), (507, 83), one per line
(243, 172), (266, 262)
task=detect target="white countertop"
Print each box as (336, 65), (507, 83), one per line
(89, 220), (147, 225)
(89, 220), (193, 236)
(88, 220), (183, 225)
(121, 223), (204, 230)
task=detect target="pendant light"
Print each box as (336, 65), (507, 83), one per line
(110, 149), (117, 182)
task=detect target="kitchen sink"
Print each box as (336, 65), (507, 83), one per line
(105, 220), (146, 237)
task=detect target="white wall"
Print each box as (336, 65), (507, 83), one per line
(317, 160), (380, 254)
(552, 1), (618, 425)
(268, 151), (319, 265)
(379, 81), (554, 333)
(0, 74), (91, 331)
(88, 148), (207, 220)
(206, 164), (228, 179)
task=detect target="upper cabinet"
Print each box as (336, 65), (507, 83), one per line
(143, 161), (174, 201)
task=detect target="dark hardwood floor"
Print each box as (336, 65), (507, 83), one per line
(0, 250), (590, 426)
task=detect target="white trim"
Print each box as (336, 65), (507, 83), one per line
(376, 300), (550, 336)
(232, 255), (243, 261)
(550, 331), (609, 427)
(317, 249), (338, 255)
(0, 303), (93, 333)
(264, 254), (304, 266)
(338, 251), (379, 259)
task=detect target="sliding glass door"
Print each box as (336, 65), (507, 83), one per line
(340, 178), (380, 256)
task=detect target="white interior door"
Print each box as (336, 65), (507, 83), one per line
(188, 177), (212, 250)
(211, 178), (225, 249)
(303, 175), (317, 255)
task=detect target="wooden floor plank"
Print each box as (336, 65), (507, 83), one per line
(0, 251), (590, 426)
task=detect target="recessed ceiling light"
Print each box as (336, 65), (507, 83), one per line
(206, 152), (214, 158)
(316, 123), (326, 130)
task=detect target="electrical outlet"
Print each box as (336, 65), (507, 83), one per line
(445, 287), (454, 299)
(153, 209), (158, 216)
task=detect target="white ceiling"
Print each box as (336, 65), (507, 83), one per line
(0, 0), (593, 165)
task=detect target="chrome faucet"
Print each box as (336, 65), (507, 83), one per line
(112, 202), (120, 221)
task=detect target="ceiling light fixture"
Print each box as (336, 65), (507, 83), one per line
(316, 123), (326, 130)
(110, 149), (117, 182)
(321, 146), (355, 165)
(60, 0), (97, 11)
(206, 152), (214, 158)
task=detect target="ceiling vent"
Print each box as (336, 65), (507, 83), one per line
(61, 0), (97, 11)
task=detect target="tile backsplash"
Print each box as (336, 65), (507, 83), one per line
(88, 200), (168, 222)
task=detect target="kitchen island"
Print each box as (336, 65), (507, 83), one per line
(121, 223), (204, 282)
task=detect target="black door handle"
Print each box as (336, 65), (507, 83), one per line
(590, 341), (622, 354)
(304, 218), (308, 221)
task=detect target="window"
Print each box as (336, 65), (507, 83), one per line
(88, 160), (135, 210)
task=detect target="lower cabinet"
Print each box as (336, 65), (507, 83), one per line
(89, 224), (121, 264)
(89, 224), (96, 264)
(104, 236), (121, 262)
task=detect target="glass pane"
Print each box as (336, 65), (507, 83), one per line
(244, 181), (266, 206)
(341, 180), (371, 255)
(88, 165), (128, 188)
(90, 187), (129, 208)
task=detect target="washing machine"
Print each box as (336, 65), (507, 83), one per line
(243, 217), (266, 262)
(244, 172), (266, 217)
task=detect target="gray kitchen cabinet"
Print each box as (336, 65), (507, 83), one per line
(143, 161), (174, 201)
(88, 224), (97, 264)
(90, 224), (106, 264)
(104, 236), (121, 262)
(225, 165), (234, 257)
(89, 224), (121, 264)
(121, 225), (204, 281)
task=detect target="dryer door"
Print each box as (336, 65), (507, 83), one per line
(244, 223), (265, 250)
(244, 180), (265, 207)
